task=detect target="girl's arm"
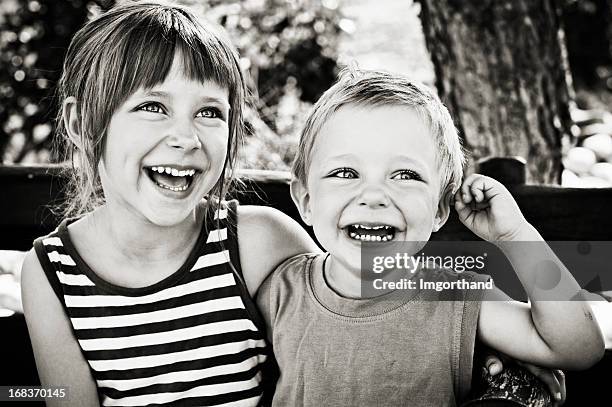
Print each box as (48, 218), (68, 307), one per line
(455, 175), (605, 370)
(21, 249), (100, 406)
(237, 205), (321, 297)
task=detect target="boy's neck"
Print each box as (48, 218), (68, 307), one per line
(324, 254), (383, 299)
(323, 253), (420, 300)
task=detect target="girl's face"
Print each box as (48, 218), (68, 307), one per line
(99, 57), (230, 227)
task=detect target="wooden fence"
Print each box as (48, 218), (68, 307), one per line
(1, 158), (611, 405)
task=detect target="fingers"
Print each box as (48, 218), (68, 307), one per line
(460, 174), (490, 204)
(484, 354), (503, 376)
(554, 369), (566, 406)
(517, 361), (564, 405)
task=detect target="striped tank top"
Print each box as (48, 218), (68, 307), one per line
(33, 201), (271, 406)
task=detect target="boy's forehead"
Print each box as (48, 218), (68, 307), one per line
(312, 104), (434, 155)
(305, 103), (444, 188)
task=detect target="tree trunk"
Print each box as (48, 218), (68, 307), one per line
(418, 0), (574, 184)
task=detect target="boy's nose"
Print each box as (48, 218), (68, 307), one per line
(357, 186), (390, 208)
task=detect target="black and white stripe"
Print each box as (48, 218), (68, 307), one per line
(35, 205), (268, 406)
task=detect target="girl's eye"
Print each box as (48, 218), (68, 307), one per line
(328, 168), (358, 179)
(196, 107), (223, 119)
(391, 170), (423, 181)
(138, 103), (165, 114)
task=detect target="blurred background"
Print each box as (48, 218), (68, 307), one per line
(1, 4), (611, 398)
(0, 0), (611, 178)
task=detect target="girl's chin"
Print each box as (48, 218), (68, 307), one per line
(142, 206), (197, 228)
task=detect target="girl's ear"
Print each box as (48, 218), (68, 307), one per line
(433, 183), (455, 233)
(290, 179), (313, 226)
(62, 96), (82, 149)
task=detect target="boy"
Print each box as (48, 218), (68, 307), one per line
(256, 69), (604, 406)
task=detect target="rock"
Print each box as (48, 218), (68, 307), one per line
(583, 134), (612, 160)
(580, 123), (612, 138)
(571, 108), (605, 126)
(561, 169), (581, 187)
(590, 162), (612, 183)
(577, 176), (612, 188)
(563, 147), (597, 174)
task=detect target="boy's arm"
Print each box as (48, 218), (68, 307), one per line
(237, 205), (321, 297)
(456, 174), (605, 370)
(21, 249), (100, 406)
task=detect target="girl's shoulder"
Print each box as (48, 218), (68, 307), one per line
(234, 204), (320, 296)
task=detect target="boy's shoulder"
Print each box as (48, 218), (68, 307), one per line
(258, 252), (321, 296)
(269, 252), (320, 282)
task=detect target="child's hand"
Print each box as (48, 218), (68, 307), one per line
(454, 174), (529, 242)
(485, 354), (566, 406)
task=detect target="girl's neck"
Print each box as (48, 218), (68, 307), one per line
(88, 202), (203, 263)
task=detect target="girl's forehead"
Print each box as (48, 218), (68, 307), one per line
(126, 54), (230, 103)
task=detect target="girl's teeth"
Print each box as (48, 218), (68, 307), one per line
(150, 166), (197, 177)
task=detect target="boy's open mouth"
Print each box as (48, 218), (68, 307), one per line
(144, 165), (199, 192)
(346, 224), (396, 242)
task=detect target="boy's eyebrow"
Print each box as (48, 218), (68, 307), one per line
(326, 153), (357, 161)
(326, 154), (431, 174)
(392, 155), (431, 173)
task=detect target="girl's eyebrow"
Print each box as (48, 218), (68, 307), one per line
(138, 90), (230, 109)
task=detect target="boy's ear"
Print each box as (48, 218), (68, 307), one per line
(290, 179), (313, 226)
(433, 183), (455, 233)
(62, 96), (82, 149)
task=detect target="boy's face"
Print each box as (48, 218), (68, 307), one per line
(292, 104), (452, 272)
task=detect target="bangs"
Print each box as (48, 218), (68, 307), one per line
(106, 6), (240, 109)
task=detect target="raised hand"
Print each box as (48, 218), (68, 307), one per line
(454, 174), (529, 242)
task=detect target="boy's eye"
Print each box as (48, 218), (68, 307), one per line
(391, 170), (423, 181)
(138, 102), (165, 114)
(196, 107), (224, 120)
(328, 168), (358, 179)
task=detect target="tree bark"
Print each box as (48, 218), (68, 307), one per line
(418, 0), (574, 184)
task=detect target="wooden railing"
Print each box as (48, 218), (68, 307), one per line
(1, 157), (611, 405)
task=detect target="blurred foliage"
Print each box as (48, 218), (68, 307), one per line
(562, 0), (612, 111)
(0, 0), (89, 164)
(562, 0), (612, 88)
(0, 0), (346, 170)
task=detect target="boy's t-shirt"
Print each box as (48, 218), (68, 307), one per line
(256, 253), (490, 407)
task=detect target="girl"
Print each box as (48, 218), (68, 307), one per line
(21, 2), (317, 406)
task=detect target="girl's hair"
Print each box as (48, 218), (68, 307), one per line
(55, 1), (246, 219)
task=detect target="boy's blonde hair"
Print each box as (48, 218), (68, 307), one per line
(56, 1), (246, 218)
(292, 68), (466, 196)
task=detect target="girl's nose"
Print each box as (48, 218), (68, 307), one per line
(166, 122), (202, 151)
(358, 185), (390, 208)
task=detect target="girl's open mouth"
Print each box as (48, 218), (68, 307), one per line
(144, 165), (199, 192)
(346, 224), (396, 242)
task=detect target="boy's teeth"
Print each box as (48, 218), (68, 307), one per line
(348, 231), (393, 242)
(347, 224), (395, 242)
